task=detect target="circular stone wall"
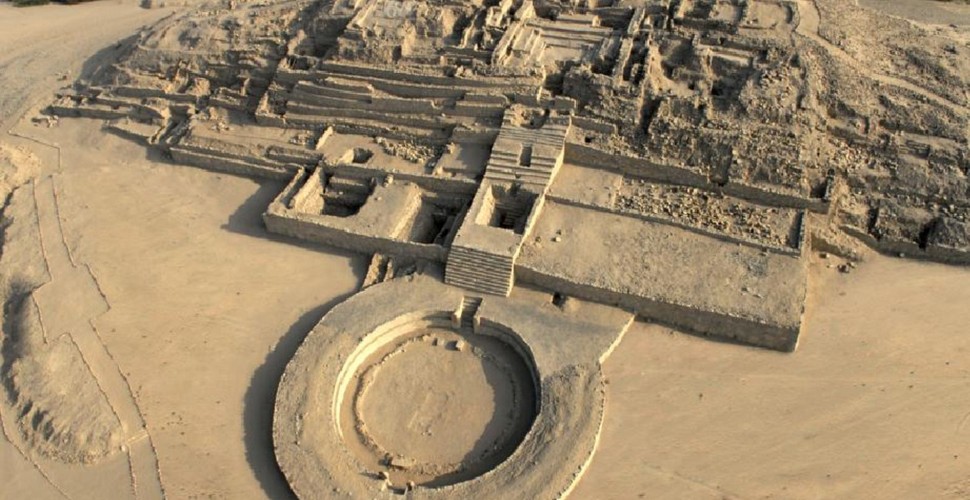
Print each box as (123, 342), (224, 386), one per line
(274, 276), (616, 499)
(338, 327), (536, 487)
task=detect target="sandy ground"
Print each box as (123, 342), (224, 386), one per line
(575, 255), (970, 499)
(2, 1), (970, 499)
(0, 1), (170, 130)
(1, 116), (366, 498)
(858, 0), (970, 25)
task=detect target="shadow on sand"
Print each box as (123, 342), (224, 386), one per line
(242, 297), (358, 499)
(220, 177), (358, 253)
(224, 179), (366, 498)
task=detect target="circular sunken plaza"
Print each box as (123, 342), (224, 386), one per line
(273, 274), (633, 498)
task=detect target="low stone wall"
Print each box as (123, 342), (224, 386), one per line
(286, 102), (445, 130)
(546, 193), (805, 257)
(319, 162), (478, 197)
(452, 102), (506, 119)
(564, 142), (709, 187)
(315, 62), (541, 90)
(842, 224), (970, 265)
(264, 210), (448, 262)
(723, 179), (828, 214)
(515, 265), (801, 352)
(570, 116), (618, 135)
(170, 147), (293, 180)
(565, 142), (829, 213)
(451, 127), (500, 144)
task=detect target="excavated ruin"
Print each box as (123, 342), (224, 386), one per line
(30, 0), (969, 496)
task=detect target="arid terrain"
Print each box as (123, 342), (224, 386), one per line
(1, 0), (969, 499)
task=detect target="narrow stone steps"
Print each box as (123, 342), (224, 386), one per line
(486, 166), (554, 178)
(446, 246), (514, 296)
(530, 157), (560, 167)
(484, 172), (548, 185)
(446, 263), (510, 282)
(447, 265), (508, 282)
(484, 175), (549, 187)
(487, 158), (556, 172)
(459, 296), (483, 327)
(448, 249), (514, 266)
(447, 258), (513, 273)
(446, 257), (513, 276)
(485, 169), (553, 180)
(447, 263), (509, 282)
(489, 149), (521, 158)
(445, 274), (510, 295)
(495, 135), (564, 147)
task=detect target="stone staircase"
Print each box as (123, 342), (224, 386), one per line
(458, 296), (483, 330)
(322, 175), (372, 216)
(444, 111), (570, 297)
(445, 246), (514, 296)
(482, 121), (569, 188)
(483, 148), (560, 187)
(497, 123), (570, 146)
(362, 253), (391, 289)
(498, 202), (529, 230)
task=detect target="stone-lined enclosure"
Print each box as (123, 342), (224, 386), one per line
(274, 274), (634, 497)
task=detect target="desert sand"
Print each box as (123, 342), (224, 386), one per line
(575, 255), (970, 499)
(1, 0), (969, 499)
